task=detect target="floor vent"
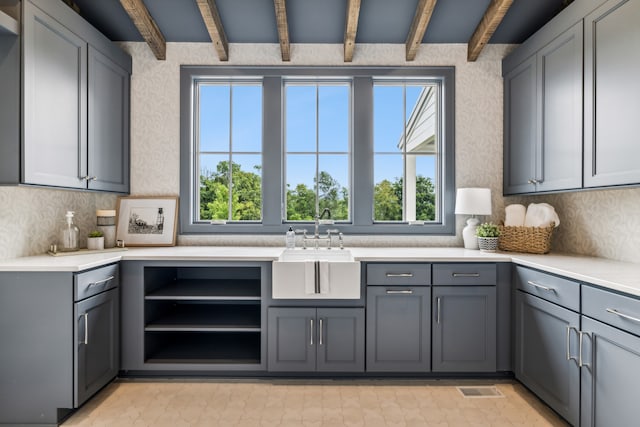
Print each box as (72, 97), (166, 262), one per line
(457, 386), (504, 398)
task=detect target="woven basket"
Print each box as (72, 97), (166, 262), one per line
(498, 223), (555, 254)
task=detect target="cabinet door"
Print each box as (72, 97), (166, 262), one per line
(580, 316), (640, 427)
(317, 308), (364, 372)
(515, 292), (580, 426)
(584, 0), (640, 187)
(74, 288), (119, 407)
(432, 286), (496, 372)
(536, 22), (583, 192)
(503, 55), (537, 195)
(366, 286), (431, 372)
(87, 46), (130, 193)
(267, 307), (316, 372)
(23, 1), (87, 189)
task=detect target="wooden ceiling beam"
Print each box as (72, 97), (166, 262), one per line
(273, 0), (290, 61)
(343, 0), (361, 62)
(405, 0), (437, 61)
(467, 0), (513, 61)
(119, 0), (166, 60)
(196, 0), (229, 62)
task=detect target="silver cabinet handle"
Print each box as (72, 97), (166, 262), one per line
(310, 318), (313, 346)
(88, 276), (115, 287)
(566, 326), (578, 362)
(452, 273), (480, 277)
(436, 297), (441, 324)
(319, 318), (323, 346)
(83, 312), (89, 345)
(386, 290), (413, 294)
(527, 280), (555, 292)
(386, 273), (413, 277)
(606, 308), (640, 323)
(578, 331), (591, 368)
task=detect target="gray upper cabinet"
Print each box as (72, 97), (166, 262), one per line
(18, 0), (131, 192)
(535, 22), (583, 193)
(504, 55), (537, 195)
(88, 46), (130, 193)
(23, 1), (87, 189)
(503, 22), (583, 195)
(583, 0), (640, 188)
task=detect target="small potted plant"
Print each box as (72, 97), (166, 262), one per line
(476, 222), (500, 252)
(87, 230), (104, 251)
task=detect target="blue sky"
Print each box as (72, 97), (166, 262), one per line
(198, 82), (436, 189)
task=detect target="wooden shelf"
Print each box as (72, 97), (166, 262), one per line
(145, 279), (261, 300)
(0, 10), (18, 35)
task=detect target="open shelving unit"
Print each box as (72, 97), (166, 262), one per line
(143, 266), (263, 366)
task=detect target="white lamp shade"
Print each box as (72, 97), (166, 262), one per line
(455, 188), (492, 216)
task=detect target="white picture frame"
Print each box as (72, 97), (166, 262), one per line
(116, 196), (178, 246)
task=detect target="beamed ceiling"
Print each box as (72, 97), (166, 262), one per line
(68, 0), (573, 62)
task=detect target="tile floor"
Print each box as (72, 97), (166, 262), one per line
(62, 379), (568, 427)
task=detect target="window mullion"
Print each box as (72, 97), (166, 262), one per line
(227, 84), (233, 221)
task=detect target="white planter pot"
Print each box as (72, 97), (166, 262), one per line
(87, 237), (104, 251)
(477, 237), (499, 252)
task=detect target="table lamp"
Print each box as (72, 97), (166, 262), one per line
(455, 188), (492, 250)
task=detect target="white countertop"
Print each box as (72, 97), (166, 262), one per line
(1, 246), (639, 298)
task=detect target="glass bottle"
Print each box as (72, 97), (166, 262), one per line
(59, 211), (79, 252)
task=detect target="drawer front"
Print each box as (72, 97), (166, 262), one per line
(366, 263), (431, 286)
(583, 285), (640, 337)
(515, 266), (579, 311)
(432, 263), (497, 286)
(75, 263), (119, 301)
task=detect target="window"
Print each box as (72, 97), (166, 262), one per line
(284, 81), (351, 221)
(373, 81), (439, 223)
(196, 81), (262, 222)
(181, 67), (455, 235)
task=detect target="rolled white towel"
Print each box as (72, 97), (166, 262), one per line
(524, 203), (560, 228)
(504, 204), (526, 227)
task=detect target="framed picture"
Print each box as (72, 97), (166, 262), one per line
(116, 196), (178, 246)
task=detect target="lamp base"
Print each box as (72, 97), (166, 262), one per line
(462, 217), (480, 250)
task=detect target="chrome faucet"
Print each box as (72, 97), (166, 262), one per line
(297, 208), (341, 249)
(314, 208), (332, 238)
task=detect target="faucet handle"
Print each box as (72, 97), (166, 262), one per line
(294, 228), (308, 235)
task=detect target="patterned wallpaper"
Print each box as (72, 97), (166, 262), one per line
(0, 187), (117, 260)
(123, 42), (510, 249)
(1, 42), (638, 262)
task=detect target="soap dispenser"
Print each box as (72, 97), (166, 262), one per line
(285, 226), (295, 249)
(59, 211), (79, 252)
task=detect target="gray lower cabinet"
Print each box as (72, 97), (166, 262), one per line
(0, 264), (119, 426)
(18, 0), (131, 192)
(579, 316), (640, 427)
(74, 287), (119, 407)
(583, 0), (640, 187)
(515, 291), (580, 426)
(120, 261), (269, 372)
(432, 286), (496, 372)
(267, 307), (365, 372)
(366, 286), (431, 372)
